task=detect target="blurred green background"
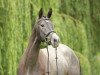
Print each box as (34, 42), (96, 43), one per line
(0, 0), (100, 75)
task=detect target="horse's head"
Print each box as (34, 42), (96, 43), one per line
(35, 8), (60, 48)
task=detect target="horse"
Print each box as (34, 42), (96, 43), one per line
(17, 8), (80, 75)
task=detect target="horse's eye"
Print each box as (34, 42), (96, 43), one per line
(41, 24), (44, 27)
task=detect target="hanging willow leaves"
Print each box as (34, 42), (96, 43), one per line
(0, 0), (100, 75)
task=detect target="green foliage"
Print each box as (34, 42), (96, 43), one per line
(0, 0), (31, 74)
(91, 54), (100, 75)
(52, 14), (89, 57)
(0, 0), (100, 75)
(75, 51), (91, 75)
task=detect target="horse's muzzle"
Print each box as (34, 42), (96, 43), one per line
(50, 33), (60, 48)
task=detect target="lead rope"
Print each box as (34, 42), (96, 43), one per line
(55, 47), (58, 75)
(46, 46), (50, 75)
(46, 46), (58, 75)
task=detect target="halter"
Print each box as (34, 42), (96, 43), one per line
(37, 17), (49, 23)
(45, 30), (55, 37)
(38, 17), (55, 43)
(39, 17), (59, 75)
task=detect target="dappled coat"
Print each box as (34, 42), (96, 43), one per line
(38, 44), (80, 75)
(18, 44), (80, 75)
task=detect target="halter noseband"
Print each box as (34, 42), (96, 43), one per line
(45, 31), (55, 37)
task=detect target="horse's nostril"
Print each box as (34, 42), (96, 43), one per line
(54, 39), (57, 42)
(45, 38), (48, 41)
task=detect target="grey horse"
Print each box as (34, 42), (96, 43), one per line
(17, 8), (80, 75)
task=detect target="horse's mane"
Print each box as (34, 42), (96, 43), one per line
(18, 28), (40, 75)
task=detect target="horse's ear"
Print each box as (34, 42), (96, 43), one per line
(47, 8), (52, 18)
(39, 8), (43, 19)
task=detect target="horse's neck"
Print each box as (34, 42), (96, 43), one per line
(25, 29), (40, 71)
